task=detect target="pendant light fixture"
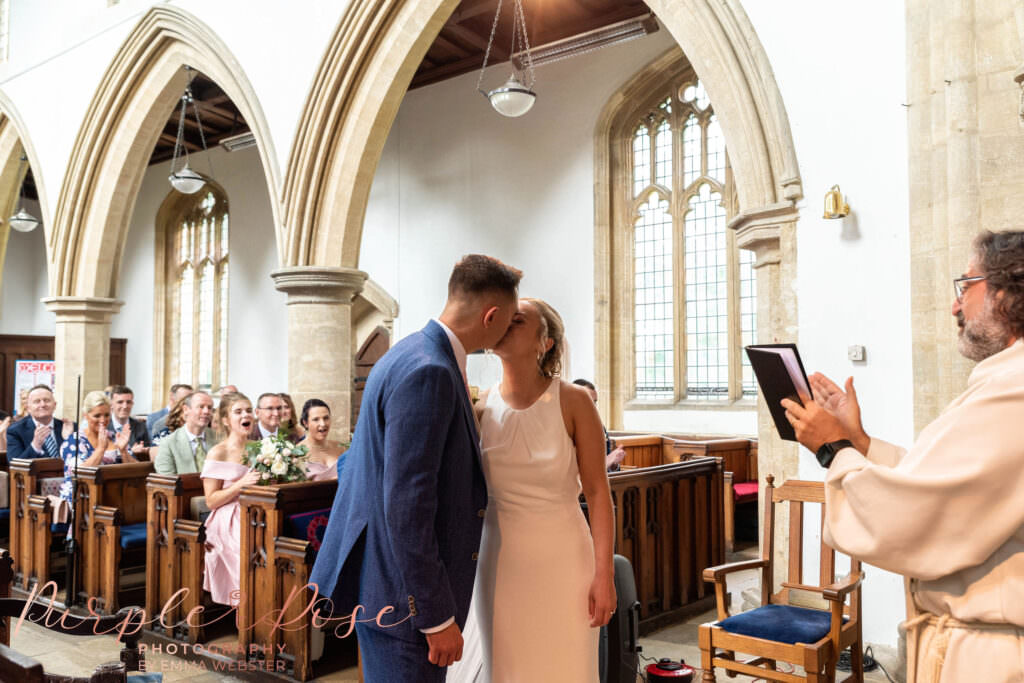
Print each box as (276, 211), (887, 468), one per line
(169, 66), (213, 194)
(476, 0), (537, 117)
(8, 154), (40, 233)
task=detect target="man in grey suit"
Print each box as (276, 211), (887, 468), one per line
(147, 383), (192, 439)
(108, 385), (153, 461)
(154, 392), (218, 474)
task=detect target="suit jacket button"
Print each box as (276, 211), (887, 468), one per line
(471, 552), (479, 561)
(477, 509), (486, 518)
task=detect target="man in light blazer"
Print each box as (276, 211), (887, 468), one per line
(6, 385), (67, 461)
(154, 391), (218, 475)
(311, 255), (521, 682)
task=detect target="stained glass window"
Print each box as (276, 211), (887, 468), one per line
(634, 193), (674, 399)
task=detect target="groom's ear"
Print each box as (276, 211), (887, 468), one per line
(481, 306), (499, 327)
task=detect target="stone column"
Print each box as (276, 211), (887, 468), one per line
(731, 203), (799, 590)
(42, 297), (124, 418)
(272, 266), (367, 440)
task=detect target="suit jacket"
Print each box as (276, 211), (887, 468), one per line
(146, 407), (169, 436)
(153, 426), (220, 475)
(248, 422), (300, 443)
(6, 416), (66, 461)
(310, 321), (487, 642)
(108, 417), (152, 452)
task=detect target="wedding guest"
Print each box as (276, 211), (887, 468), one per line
(148, 383), (193, 439)
(0, 414), (11, 458)
(154, 392), (218, 475)
(14, 388), (30, 421)
(572, 379), (627, 471)
(58, 391), (129, 510)
(7, 385), (69, 460)
(300, 399), (344, 481)
(201, 392), (260, 606)
(248, 393), (300, 442)
(280, 393), (305, 441)
(151, 394), (189, 445)
(108, 385), (152, 461)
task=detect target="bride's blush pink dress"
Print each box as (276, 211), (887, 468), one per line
(201, 460), (249, 606)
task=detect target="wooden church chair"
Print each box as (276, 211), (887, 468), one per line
(73, 462), (153, 613)
(8, 457), (65, 590)
(0, 549), (158, 682)
(698, 476), (864, 682)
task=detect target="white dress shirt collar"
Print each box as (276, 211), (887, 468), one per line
(433, 318), (468, 382)
(259, 422), (274, 439)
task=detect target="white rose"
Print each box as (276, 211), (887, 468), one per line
(282, 448), (292, 457)
(262, 455), (271, 465)
(261, 472), (270, 480)
(260, 441), (276, 456)
(270, 459), (288, 476)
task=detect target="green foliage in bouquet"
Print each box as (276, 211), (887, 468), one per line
(245, 430), (310, 485)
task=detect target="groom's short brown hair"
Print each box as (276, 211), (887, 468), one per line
(448, 254), (522, 299)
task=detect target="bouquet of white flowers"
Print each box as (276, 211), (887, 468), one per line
(245, 431), (310, 485)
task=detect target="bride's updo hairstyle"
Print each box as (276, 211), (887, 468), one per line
(525, 298), (565, 379)
(217, 392), (251, 433)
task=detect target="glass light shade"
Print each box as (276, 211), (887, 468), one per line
(169, 164), (206, 194)
(8, 207), (40, 233)
(487, 76), (536, 117)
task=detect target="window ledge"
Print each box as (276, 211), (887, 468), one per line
(625, 398), (757, 411)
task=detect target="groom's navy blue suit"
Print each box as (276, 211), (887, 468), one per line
(311, 321), (487, 681)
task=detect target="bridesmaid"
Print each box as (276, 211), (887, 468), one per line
(299, 398), (344, 481)
(201, 392), (260, 606)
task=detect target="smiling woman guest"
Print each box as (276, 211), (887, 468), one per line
(58, 391), (130, 513)
(300, 398), (345, 481)
(201, 392), (261, 606)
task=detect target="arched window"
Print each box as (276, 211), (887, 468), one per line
(620, 73), (755, 405)
(158, 183), (229, 392)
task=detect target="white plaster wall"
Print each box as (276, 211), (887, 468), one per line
(360, 29), (680, 390)
(113, 144), (285, 411)
(0, 199), (49, 334)
(0, 0), (346, 222)
(742, 1), (912, 648)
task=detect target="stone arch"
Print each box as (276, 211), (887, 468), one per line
(283, 0), (801, 270)
(49, 5), (281, 300)
(0, 89), (52, 301)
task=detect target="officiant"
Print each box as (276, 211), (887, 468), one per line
(781, 229), (1024, 682)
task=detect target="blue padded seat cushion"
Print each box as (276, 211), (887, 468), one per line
(51, 522), (68, 535)
(285, 508), (331, 552)
(0, 507), (9, 522)
(718, 604), (846, 645)
(127, 674), (164, 682)
(120, 522), (148, 550)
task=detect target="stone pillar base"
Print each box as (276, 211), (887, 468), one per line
(43, 297), (124, 418)
(272, 266), (367, 440)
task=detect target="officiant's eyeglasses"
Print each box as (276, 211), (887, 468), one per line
(953, 275), (987, 303)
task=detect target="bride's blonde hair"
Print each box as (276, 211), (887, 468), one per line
(523, 298), (565, 379)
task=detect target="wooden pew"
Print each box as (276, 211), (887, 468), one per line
(7, 458), (62, 589)
(614, 434), (665, 469)
(145, 472), (205, 640)
(238, 480), (337, 680)
(72, 461), (153, 612)
(608, 456), (725, 635)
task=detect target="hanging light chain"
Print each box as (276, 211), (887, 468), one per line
(172, 88), (190, 174)
(513, 0), (536, 89)
(476, 0), (505, 95)
(191, 86), (215, 180)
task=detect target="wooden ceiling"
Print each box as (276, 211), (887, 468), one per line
(411, 0), (652, 89)
(150, 72), (249, 165)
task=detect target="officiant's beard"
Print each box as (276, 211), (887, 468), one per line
(956, 303), (1012, 362)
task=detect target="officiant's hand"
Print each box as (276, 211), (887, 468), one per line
(781, 397), (847, 454)
(425, 622), (463, 667)
(808, 373), (870, 453)
(588, 573), (617, 627)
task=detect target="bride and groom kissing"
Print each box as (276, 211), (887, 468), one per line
(310, 255), (616, 682)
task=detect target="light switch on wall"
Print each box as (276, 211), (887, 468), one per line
(848, 345), (866, 362)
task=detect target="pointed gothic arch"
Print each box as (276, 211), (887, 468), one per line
(49, 5), (280, 300)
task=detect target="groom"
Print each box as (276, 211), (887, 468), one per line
(311, 254), (521, 681)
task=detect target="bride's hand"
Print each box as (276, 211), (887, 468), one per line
(588, 572), (617, 627)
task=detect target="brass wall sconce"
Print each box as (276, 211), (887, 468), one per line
(823, 184), (850, 219)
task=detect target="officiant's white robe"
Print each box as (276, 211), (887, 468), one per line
(823, 339), (1024, 683)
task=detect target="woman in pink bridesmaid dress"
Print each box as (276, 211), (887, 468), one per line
(201, 392), (261, 606)
(299, 398), (345, 481)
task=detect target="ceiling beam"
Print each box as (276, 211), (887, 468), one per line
(451, 0), (500, 23)
(443, 22), (507, 60)
(159, 132), (201, 152)
(433, 34), (471, 59)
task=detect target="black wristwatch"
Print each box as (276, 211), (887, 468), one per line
(815, 439), (854, 468)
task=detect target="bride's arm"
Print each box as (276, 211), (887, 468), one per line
(564, 382), (616, 627)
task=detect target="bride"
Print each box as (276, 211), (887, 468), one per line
(449, 297), (616, 682)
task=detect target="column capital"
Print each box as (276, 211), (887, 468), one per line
(43, 296), (124, 322)
(728, 202), (799, 268)
(271, 266), (367, 305)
